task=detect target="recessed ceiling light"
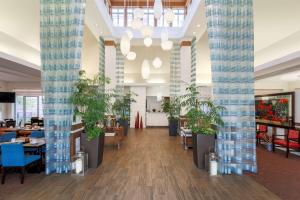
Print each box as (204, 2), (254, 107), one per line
(196, 24), (201, 28)
(95, 23), (98, 27)
(100, 31), (103, 35)
(193, 32), (196, 35)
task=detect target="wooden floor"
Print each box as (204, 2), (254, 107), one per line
(0, 128), (280, 200)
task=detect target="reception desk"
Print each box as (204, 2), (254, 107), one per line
(146, 112), (168, 127)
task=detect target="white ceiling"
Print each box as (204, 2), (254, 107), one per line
(1, 0), (300, 86)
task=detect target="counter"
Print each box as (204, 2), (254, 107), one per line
(146, 112), (168, 127)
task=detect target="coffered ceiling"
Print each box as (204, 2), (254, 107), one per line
(108, 0), (189, 7)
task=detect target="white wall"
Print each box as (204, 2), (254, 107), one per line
(81, 26), (99, 78)
(105, 45), (116, 91)
(130, 86), (146, 128)
(146, 86), (169, 97)
(196, 31), (212, 85)
(124, 46), (170, 84)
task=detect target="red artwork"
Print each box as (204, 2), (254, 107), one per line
(135, 111), (140, 129)
(140, 116), (143, 129)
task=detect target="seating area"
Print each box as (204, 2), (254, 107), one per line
(0, 130), (45, 184)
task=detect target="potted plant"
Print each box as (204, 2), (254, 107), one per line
(161, 97), (181, 136)
(70, 70), (111, 168)
(181, 85), (225, 169)
(112, 92), (136, 136)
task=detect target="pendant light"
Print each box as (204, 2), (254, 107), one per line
(141, 59), (150, 79)
(153, 0), (163, 20)
(144, 37), (152, 47)
(121, 34), (130, 56)
(126, 51), (136, 60)
(152, 57), (162, 69)
(164, 8), (175, 24)
(161, 40), (173, 51)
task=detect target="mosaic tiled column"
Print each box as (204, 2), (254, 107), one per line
(116, 44), (124, 96)
(40, 0), (85, 174)
(205, 0), (257, 174)
(170, 42), (181, 97)
(191, 37), (197, 86)
(99, 36), (105, 92)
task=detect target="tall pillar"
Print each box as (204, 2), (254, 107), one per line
(40, 0), (86, 174)
(295, 89), (300, 127)
(180, 40), (192, 115)
(104, 40), (117, 92)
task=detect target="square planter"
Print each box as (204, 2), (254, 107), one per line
(81, 132), (105, 168)
(192, 133), (215, 169)
(169, 119), (178, 136)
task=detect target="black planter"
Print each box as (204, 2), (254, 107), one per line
(192, 134), (215, 169)
(81, 132), (105, 168)
(169, 119), (178, 136)
(119, 118), (129, 136)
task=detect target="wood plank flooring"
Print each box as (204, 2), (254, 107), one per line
(0, 128), (280, 200)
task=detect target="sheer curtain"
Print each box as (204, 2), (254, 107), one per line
(205, 0), (257, 174)
(40, 0), (86, 174)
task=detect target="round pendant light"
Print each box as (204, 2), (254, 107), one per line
(161, 40), (173, 51)
(120, 35), (130, 56)
(152, 57), (162, 69)
(141, 59), (150, 80)
(126, 51), (136, 60)
(126, 30), (133, 40)
(164, 8), (175, 24)
(131, 18), (143, 30)
(134, 8), (144, 19)
(153, 0), (163, 20)
(161, 29), (168, 42)
(144, 37), (152, 47)
(141, 26), (153, 37)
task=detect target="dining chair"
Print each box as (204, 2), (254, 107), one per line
(29, 131), (45, 138)
(0, 132), (17, 143)
(1, 143), (41, 184)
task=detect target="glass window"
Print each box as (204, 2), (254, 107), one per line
(25, 97), (38, 123)
(15, 95), (43, 127)
(15, 96), (24, 126)
(127, 8), (134, 27)
(112, 8), (125, 27)
(173, 9), (185, 27)
(143, 9), (154, 26)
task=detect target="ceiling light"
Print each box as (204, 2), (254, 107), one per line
(144, 37), (152, 47)
(141, 60), (150, 80)
(126, 51), (136, 60)
(95, 23), (98, 27)
(152, 57), (162, 69)
(154, 0), (163, 20)
(164, 8), (175, 24)
(161, 40), (173, 51)
(161, 29), (168, 42)
(196, 24), (201, 28)
(193, 32), (196, 35)
(126, 30), (133, 40)
(134, 8), (144, 19)
(120, 35), (130, 56)
(141, 26), (153, 37)
(131, 18), (143, 30)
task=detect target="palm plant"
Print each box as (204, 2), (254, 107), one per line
(112, 92), (137, 120)
(161, 96), (181, 120)
(70, 70), (111, 140)
(181, 85), (225, 135)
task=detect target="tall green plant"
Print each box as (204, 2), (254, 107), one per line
(161, 97), (181, 120)
(70, 70), (111, 140)
(181, 85), (225, 135)
(112, 92), (137, 120)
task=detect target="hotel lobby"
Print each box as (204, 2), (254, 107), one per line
(0, 0), (300, 199)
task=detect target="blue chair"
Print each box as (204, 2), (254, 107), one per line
(0, 132), (16, 143)
(29, 131), (44, 138)
(1, 143), (41, 184)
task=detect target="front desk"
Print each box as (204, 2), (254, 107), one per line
(146, 112), (168, 127)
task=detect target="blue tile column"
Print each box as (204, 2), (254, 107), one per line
(205, 0), (257, 174)
(40, 0), (86, 174)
